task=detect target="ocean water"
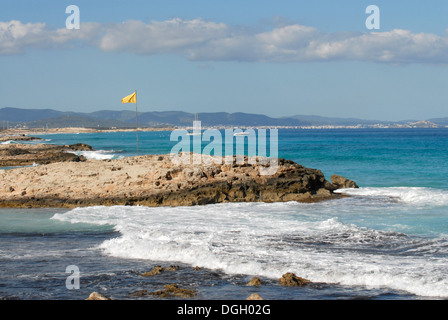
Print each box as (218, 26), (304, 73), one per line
(0, 128), (447, 300)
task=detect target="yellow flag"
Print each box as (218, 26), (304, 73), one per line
(121, 92), (136, 104)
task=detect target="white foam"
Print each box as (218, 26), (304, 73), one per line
(52, 202), (448, 297)
(1, 140), (15, 144)
(335, 187), (448, 206)
(66, 150), (120, 160)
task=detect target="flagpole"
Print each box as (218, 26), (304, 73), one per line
(135, 90), (139, 156)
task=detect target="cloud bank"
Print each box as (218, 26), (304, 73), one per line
(1, 19), (448, 64)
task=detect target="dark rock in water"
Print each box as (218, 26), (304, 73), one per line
(141, 265), (180, 276)
(247, 277), (262, 286)
(149, 284), (197, 298)
(0, 134), (42, 142)
(331, 174), (359, 189)
(0, 140), (94, 167)
(141, 265), (164, 276)
(66, 143), (95, 151)
(278, 272), (310, 286)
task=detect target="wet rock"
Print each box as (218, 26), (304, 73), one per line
(246, 293), (263, 300)
(141, 265), (164, 276)
(67, 143), (95, 151)
(331, 174), (359, 189)
(141, 265), (180, 276)
(247, 277), (262, 286)
(85, 291), (111, 300)
(149, 284), (197, 298)
(278, 273), (310, 286)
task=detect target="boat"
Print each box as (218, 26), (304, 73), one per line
(233, 131), (250, 136)
(187, 113), (202, 136)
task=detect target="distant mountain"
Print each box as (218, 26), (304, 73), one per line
(429, 117), (448, 126)
(25, 115), (132, 129)
(0, 107), (68, 122)
(0, 107), (446, 129)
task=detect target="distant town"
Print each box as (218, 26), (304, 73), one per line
(1, 107), (447, 131)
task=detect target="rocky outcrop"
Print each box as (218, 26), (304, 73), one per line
(0, 134), (43, 142)
(0, 143), (93, 167)
(331, 174), (359, 189)
(278, 273), (310, 286)
(85, 292), (111, 300)
(0, 153), (357, 208)
(247, 277), (262, 286)
(149, 284), (197, 298)
(246, 293), (263, 300)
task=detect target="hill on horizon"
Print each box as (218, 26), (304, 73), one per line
(0, 107), (446, 129)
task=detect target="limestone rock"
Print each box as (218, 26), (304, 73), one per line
(0, 152), (354, 208)
(278, 273), (310, 286)
(85, 291), (111, 300)
(246, 293), (263, 300)
(331, 174), (359, 189)
(149, 284), (197, 298)
(247, 277), (262, 286)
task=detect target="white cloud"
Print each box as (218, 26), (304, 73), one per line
(1, 18), (447, 64)
(98, 18), (229, 54)
(0, 20), (100, 54)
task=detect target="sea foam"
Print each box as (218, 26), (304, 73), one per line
(335, 187), (448, 206)
(52, 199), (448, 298)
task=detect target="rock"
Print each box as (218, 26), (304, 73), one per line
(0, 142), (94, 167)
(67, 143), (95, 151)
(0, 153), (352, 208)
(149, 284), (197, 298)
(141, 265), (164, 276)
(247, 277), (262, 286)
(278, 273), (310, 286)
(165, 265), (180, 271)
(85, 291), (111, 300)
(246, 293), (263, 300)
(331, 174), (359, 189)
(0, 135), (42, 142)
(141, 265), (180, 276)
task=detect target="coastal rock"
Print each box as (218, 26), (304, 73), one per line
(141, 265), (180, 276)
(246, 293), (263, 300)
(0, 153), (356, 208)
(331, 174), (359, 189)
(278, 273), (310, 286)
(247, 277), (262, 286)
(0, 134), (42, 142)
(0, 142), (94, 167)
(149, 284), (197, 298)
(85, 291), (111, 300)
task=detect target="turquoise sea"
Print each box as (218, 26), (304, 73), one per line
(1, 128), (448, 300)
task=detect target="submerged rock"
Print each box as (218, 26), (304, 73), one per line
(149, 284), (197, 298)
(247, 277), (262, 286)
(141, 265), (180, 276)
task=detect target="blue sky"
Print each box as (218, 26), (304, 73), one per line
(0, 0), (447, 121)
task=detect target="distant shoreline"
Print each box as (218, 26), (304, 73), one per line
(1, 125), (447, 136)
